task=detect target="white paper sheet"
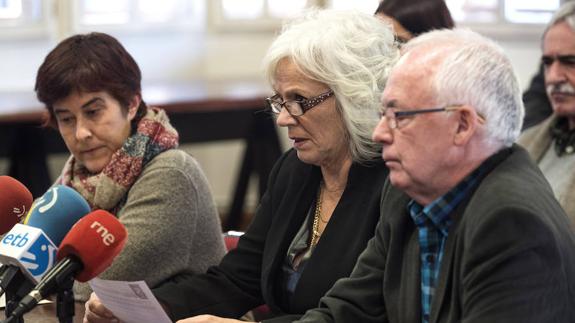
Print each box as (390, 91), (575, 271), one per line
(89, 278), (171, 323)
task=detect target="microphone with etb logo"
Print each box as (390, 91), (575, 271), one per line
(4, 210), (127, 322)
(0, 184), (90, 322)
(0, 185), (90, 323)
(0, 185), (90, 285)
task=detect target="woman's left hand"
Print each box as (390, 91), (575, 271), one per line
(176, 315), (255, 323)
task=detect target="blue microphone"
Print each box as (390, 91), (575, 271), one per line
(24, 185), (91, 246)
(0, 185), (90, 283)
(0, 185), (90, 320)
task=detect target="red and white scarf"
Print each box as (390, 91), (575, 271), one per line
(58, 108), (178, 212)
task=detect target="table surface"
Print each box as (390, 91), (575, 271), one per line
(2, 301), (86, 323)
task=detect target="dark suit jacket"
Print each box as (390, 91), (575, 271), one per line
(153, 149), (389, 322)
(296, 145), (575, 323)
(523, 62), (553, 130)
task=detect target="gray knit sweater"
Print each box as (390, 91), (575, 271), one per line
(73, 149), (226, 301)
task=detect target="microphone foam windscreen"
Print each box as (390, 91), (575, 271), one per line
(57, 210), (127, 282)
(0, 176), (33, 234)
(24, 185), (91, 245)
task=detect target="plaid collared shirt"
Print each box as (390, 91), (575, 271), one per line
(408, 164), (487, 323)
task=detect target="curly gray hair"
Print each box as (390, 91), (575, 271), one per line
(262, 9), (400, 163)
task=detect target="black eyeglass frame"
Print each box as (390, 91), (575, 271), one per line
(265, 89), (334, 116)
(380, 105), (471, 129)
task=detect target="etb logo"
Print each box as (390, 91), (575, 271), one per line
(20, 233), (57, 277)
(0, 224), (57, 281)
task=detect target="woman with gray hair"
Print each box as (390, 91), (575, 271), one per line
(84, 9), (399, 323)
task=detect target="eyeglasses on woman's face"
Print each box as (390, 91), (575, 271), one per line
(265, 89), (334, 116)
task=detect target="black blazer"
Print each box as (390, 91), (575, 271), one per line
(153, 149), (389, 321)
(297, 146), (575, 323)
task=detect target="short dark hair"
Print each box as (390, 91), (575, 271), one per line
(375, 0), (454, 36)
(35, 32), (147, 128)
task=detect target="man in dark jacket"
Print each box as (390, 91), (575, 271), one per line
(296, 28), (575, 323)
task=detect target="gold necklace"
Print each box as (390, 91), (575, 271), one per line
(310, 184), (323, 247)
(318, 182), (338, 223)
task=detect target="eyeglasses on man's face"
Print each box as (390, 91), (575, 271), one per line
(379, 105), (471, 129)
(266, 89), (334, 116)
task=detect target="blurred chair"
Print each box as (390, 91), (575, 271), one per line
(223, 230), (244, 251)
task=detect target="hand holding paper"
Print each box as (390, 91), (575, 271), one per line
(88, 278), (171, 323)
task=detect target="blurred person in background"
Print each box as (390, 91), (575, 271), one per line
(519, 1), (575, 225)
(34, 32), (226, 302)
(522, 63), (553, 129)
(375, 0), (455, 43)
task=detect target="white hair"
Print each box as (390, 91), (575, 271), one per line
(544, 1), (575, 37)
(402, 28), (524, 148)
(262, 9), (400, 163)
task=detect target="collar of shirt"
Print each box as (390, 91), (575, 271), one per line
(408, 159), (491, 235)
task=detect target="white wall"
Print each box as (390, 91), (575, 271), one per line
(500, 40), (542, 90)
(0, 26), (543, 213)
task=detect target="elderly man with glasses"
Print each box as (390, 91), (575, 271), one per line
(294, 28), (575, 323)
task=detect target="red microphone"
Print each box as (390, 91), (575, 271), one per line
(7, 210), (127, 319)
(57, 210), (127, 282)
(0, 176), (33, 297)
(0, 176), (33, 234)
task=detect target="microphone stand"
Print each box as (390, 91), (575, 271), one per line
(56, 276), (75, 323)
(5, 292), (24, 323)
(4, 274), (34, 323)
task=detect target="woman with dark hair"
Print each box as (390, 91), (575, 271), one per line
(35, 32), (226, 301)
(375, 0), (455, 42)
